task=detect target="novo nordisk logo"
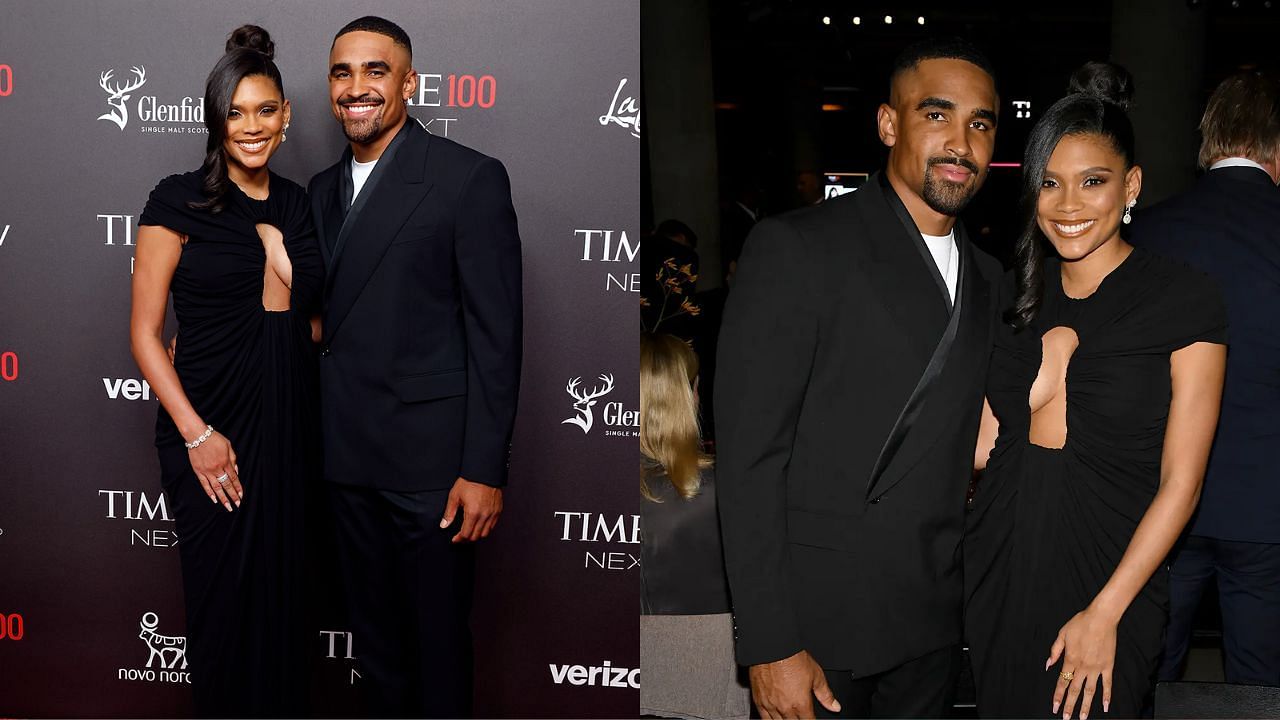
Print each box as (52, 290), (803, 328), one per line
(562, 374), (615, 434)
(140, 612), (186, 669)
(118, 611), (190, 684)
(98, 66), (147, 130)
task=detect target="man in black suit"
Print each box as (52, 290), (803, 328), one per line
(1132, 71), (1280, 687)
(716, 38), (1002, 718)
(309, 16), (521, 717)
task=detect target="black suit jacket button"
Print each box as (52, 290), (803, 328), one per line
(320, 346), (332, 357)
(869, 496), (883, 504)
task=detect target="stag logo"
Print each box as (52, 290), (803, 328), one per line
(97, 66), (147, 130)
(138, 611), (187, 669)
(562, 374), (615, 434)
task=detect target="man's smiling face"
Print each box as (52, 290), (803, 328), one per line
(328, 30), (415, 145)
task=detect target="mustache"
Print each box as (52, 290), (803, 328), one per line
(339, 93), (384, 106)
(927, 156), (980, 175)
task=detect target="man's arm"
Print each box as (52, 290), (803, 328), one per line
(718, 218), (840, 718)
(715, 217), (817, 665)
(442, 156), (522, 541)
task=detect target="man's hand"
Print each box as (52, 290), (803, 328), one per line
(750, 650), (841, 719)
(439, 476), (503, 543)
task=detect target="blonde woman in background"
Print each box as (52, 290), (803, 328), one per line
(640, 333), (749, 720)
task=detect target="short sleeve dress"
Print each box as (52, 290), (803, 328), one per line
(139, 169), (323, 716)
(964, 247), (1226, 718)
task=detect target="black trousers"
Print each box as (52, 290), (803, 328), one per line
(1160, 534), (1280, 686)
(328, 482), (476, 718)
(816, 644), (962, 719)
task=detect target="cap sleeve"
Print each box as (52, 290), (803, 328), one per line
(1166, 268), (1228, 351)
(139, 172), (205, 237)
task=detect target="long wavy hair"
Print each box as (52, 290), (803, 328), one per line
(640, 333), (711, 501)
(1006, 62), (1136, 329)
(188, 25), (283, 214)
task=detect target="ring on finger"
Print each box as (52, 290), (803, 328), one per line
(1059, 670), (1075, 681)
(215, 472), (230, 484)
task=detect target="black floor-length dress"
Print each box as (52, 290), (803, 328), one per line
(139, 170), (322, 717)
(965, 248), (1226, 718)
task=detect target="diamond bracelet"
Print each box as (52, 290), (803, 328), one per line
(185, 424), (214, 449)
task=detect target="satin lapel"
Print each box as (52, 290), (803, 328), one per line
(322, 125), (434, 345)
(865, 227), (990, 501)
(857, 173), (950, 367)
(878, 172), (954, 314)
(328, 124), (410, 275)
(312, 186), (332, 269)
(315, 163), (348, 272)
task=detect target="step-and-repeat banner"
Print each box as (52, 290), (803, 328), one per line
(0, 1), (639, 716)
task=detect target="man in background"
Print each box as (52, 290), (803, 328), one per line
(1133, 70), (1280, 687)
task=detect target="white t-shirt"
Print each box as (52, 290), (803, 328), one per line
(350, 157), (378, 205)
(920, 230), (958, 303)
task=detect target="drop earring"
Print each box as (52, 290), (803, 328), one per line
(282, 122), (290, 143)
(1122, 200), (1134, 225)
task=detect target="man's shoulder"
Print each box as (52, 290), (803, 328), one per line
(423, 129), (500, 171)
(307, 157), (347, 195)
(966, 240), (1003, 282)
(764, 192), (867, 244)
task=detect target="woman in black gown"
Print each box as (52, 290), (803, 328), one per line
(966, 66), (1227, 719)
(129, 25), (321, 717)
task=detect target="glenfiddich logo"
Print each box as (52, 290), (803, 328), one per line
(561, 374), (615, 434)
(97, 66), (147, 130)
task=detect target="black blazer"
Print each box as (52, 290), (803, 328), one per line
(1131, 165), (1280, 544)
(308, 121), (522, 491)
(715, 173), (1000, 675)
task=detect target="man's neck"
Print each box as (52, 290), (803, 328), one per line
(1210, 155), (1280, 184)
(885, 168), (956, 236)
(350, 115), (408, 163)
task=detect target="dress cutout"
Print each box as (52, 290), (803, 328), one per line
(1028, 326), (1079, 449)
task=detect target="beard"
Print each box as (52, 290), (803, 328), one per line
(338, 95), (386, 143)
(921, 156), (981, 216)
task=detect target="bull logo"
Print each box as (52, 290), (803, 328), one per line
(561, 374), (615, 434)
(139, 611), (187, 669)
(98, 66), (147, 130)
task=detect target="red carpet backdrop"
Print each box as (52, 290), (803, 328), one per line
(0, 1), (638, 716)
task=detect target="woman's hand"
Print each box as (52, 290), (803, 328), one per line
(1046, 607), (1118, 719)
(187, 431), (242, 511)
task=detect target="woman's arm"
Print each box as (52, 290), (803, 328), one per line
(130, 225), (243, 510)
(974, 397), (998, 471)
(1049, 341), (1226, 719)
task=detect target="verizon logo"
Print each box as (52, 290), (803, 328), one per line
(548, 660), (639, 688)
(104, 377), (154, 400)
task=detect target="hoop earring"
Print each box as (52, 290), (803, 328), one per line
(1122, 200), (1134, 225)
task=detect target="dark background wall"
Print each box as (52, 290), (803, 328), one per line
(0, 1), (638, 716)
(645, 0), (1280, 283)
